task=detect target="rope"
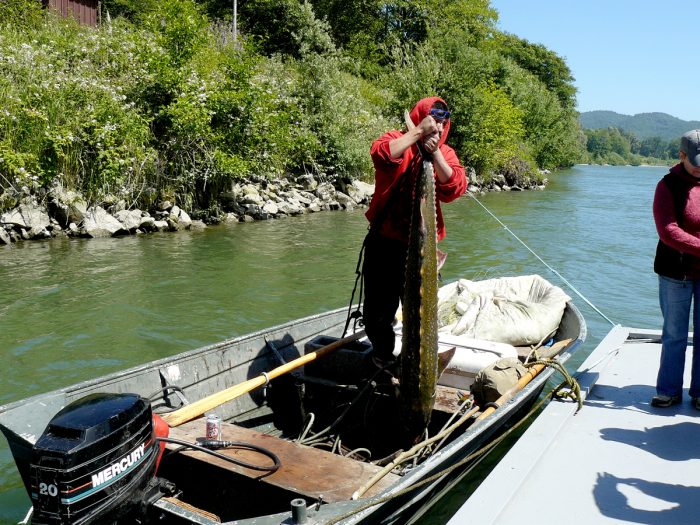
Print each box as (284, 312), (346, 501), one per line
(466, 191), (618, 327)
(326, 367), (581, 524)
(525, 358), (583, 411)
(159, 437), (280, 474)
(342, 231), (367, 337)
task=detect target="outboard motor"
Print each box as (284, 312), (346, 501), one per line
(27, 393), (169, 524)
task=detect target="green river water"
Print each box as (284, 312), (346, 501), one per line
(0, 164), (669, 523)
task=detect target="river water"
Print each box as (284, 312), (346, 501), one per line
(0, 164), (669, 523)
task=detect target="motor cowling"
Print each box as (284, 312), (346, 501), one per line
(28, 393), (166, 524)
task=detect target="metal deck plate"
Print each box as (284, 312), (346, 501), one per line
(450, 326), (700, 525)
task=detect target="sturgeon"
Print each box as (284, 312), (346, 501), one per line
(399, 111), (441, 443)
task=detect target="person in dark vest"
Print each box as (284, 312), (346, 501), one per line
(362, 97), (467, 363)
(652, 129), (700, 407)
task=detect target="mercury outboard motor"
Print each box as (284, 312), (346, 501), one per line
(27, 393), (169, 524)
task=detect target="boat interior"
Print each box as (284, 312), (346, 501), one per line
(152, 323), (575, 522)
(0, 278), (585, 524)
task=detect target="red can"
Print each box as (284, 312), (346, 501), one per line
(205, 414), (221, 440)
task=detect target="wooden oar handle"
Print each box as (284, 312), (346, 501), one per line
(161, 330), (366, 427)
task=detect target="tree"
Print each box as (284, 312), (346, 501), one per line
(456, 82), (526, 177)
(424, 0), (497, 48)
(497, 33), (576, 109)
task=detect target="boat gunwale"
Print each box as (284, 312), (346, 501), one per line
(0, 300), (586, 525)
(305, 300), (587, 524)
(0, 306), (352, 418)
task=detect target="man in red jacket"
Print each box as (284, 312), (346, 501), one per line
(362, 97), (467, 362)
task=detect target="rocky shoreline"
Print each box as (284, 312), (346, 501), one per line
(0, 170), (545, 246)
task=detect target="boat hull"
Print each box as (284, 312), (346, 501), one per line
(0, 298), (586, 524)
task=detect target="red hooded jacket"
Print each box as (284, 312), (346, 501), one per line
(365, 97), (467, 242)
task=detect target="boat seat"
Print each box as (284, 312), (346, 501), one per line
(166, 418), (399, 502)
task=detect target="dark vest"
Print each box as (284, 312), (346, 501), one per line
(654, 173), (699, 280)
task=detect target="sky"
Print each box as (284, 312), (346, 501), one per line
(489, 1), (700, 122)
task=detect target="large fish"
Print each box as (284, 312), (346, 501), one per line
(399, 111), (441, 443)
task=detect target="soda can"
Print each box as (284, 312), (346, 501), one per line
(205, 414), (221, 440)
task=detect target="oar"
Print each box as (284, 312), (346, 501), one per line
(161, 330), (366, 427)
(475, 338), (572, 421)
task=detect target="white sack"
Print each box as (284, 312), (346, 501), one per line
(437, 275), (571, 346)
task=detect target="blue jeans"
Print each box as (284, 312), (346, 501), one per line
(657, 275), (700, 398)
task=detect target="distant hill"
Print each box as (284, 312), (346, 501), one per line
(579, 111), (700, 140)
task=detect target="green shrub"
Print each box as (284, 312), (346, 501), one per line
(0, 0), (585, 214)
(293, 54), (395, 182)
(0, 0), (44, 30)
(457, 82), (526, 178)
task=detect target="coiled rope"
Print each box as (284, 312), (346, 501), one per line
(466, 191), (618, 327)
(525, 358), (583, 411)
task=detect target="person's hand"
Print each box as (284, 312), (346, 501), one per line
(422, 132), (439, 153)
(418, 115), (438, 137)
(418, 115), (441, 152)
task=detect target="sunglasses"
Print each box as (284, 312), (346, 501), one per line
(429, 108), (450, 121)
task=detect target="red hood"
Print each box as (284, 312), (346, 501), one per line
(408, 96), (451, 147)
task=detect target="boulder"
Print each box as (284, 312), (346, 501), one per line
(48, 197), (86, 227)
(168, 206), (192, 230)
(295, 174), (318, 191)
(346, 180), (374, 204)
(1, 202), (50, 231)
(335, 191), (355, 209)
(315, 182), (336, 202)
(277, 200), (305, 216)
(115, 209), (143, 232)
(240, 188), (264, 206)
(139, 216), (156, 232)
(1, 202), (51, 239)
(285, 189), (312, 206)
(82, 207), (128, 237)
(47, 183), (87, 226)
(262, 201), (279, 216)
(0, 226), (11, 245)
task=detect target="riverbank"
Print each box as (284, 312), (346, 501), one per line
(0, 169), (545, 246)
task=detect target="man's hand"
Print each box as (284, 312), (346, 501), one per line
(418, 115), (440, 153)
(422, 132), (440, 153)
(418, 115), (438, 137)
(390, 111), (442, 159)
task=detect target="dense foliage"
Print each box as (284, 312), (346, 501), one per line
(0, 0), (585, 213)
(582, 127), (678, 166)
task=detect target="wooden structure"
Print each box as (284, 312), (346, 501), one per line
(44, 0), (99, 27)
(167, 417), (399, 502)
